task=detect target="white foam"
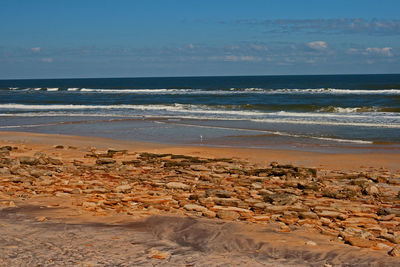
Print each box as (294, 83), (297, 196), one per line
(315, 106), (394, 113)
(79, 88), (192, 94)
(8, 87), (400, 95)
(250, 118), (400, 128)
(0, 123), (58, 129)
(1, 103), (399, 129)
(271, 88), (400, 95)
(222, 88), (400, 95)
(0, 103), (263, 115)
(272, 111), (385, 119)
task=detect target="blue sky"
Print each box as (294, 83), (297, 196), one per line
(1, 0), (399, 79)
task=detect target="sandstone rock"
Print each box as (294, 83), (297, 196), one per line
(381, 233), (400, 244)
(0, 167), (10, 175)
(378, 208), (400, 217)
(262, 192), (299, 205)
(253, 215), (270, 221)
(212, 197), (239, 207)
(299, 211), (319, 220)
(251, 182), (263, 190)
(0, 146), (12, 151)
(350, 178), (370, 186)
(380, 214), (396, 221)
(0, 151), (10, 157)
(342, 217), (377, 226)
(265, 205), (288, 214)
(82, 201), (98, 208)
(251, 202), (267, 211)
(30, 169), (51, 178)
(205, 189), (234, 198)
(11, 177), (28, 183)
(0, 158), (18, 167)
(71, 188), (82, 194)
(115, 184), (132, 193)
(343, 235), (377, 249)
(96, 158), (116, 165)
(166, 182), (190, 190)
(190, 164), (209, 171)
(184, 204), (208, 212)
(18, 156), (39, 165)
(316, 210), (346, 219)
(363, 184), (379, 195)
(203, 210), (216, 218)
(47, 157), (63, 165)
(217, 210), (240, 220)
(377, 243), (393, 251)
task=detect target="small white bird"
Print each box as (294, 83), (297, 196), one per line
(200, 135), (203, 142)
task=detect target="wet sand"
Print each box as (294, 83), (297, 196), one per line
(1, 131), (399, 171)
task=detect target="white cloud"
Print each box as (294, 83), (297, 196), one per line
(365, 47), (393, 57)
(250, 44), (268, 51)
(223, 55), (261, 62)
(236, 18), (400, 36)
(31, 47), (41, 52)
(41, 57), (53, 63)
(307, 41), (328, 50)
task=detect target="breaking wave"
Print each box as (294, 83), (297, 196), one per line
(3, 87), (400, 95)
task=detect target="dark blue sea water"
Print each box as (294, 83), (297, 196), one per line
(0, 74), (399, 152)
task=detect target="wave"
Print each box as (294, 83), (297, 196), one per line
(1, 103), (399, 118)
(262, 88), (400, 95)
(4, 87), (400, 95)
(0, 103), (267, 117)
(79, 88), (193, 93)
(250, 118), (400, 128)
(317, 106), (378, 113)
(0, 116), (399, 131)
(1, 103), (398, 117)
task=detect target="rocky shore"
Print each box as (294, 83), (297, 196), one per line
(1, 140), (400, 265)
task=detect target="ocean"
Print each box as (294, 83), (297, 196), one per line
(0, 74), (399, 153)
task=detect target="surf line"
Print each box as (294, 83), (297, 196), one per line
(154, 120), (372, 144)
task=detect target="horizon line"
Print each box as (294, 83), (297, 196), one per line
(1, 72), (400, 81)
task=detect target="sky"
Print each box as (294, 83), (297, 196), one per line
(0, 0), (399, 79)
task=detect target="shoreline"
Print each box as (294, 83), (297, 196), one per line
(0, 131), (399, 171)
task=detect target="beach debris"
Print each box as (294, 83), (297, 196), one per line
(305, 240), (317, 246)
(148, 249), (170, 260)
(389, 245), (400, 257)
(36, 216), (47, 222)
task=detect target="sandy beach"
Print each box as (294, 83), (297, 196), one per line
(0, 131), (399, 266)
